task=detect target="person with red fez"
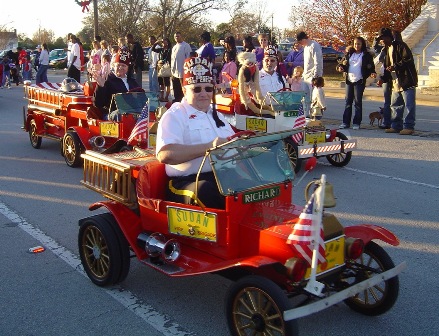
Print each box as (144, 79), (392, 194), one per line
(94, 49), (142, 120)
(156, 56), (234, 209)
(259, 45), (287, 98)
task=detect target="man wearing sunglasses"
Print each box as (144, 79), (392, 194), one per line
(259, 45), (287, 98)
(156, 57), (234, 209)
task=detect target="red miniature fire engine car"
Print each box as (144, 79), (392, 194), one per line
(78, 130), (405, 335)
(23, 82), (158, 167)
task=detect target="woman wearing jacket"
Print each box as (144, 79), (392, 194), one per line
(337, 36), (376, 129)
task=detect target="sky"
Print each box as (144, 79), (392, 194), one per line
(1, 0), (295, 40)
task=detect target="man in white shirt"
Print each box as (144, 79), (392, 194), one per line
(297, 31), (323, 117)
(67, 35), (81, 83)
(148, 35), (159, 95)
(259, 45), (287, 99)
(170, 31), (192, 102)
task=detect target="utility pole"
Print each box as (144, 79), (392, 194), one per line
(271, 14), (273, 43)
(93, 0), (99, 37)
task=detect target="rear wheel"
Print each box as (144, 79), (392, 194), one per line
(29, 119), (42, 149)
(284, 138), (302, 173)
(78, 213), (130, 286)
(326, 131), (352, 167)
(226, 275), (299, 336)
(344, 241), (399, 316)
(63, 131), (83, 167)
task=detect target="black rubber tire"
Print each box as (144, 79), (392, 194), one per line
(344, 241), (400, 316)
(63, 131), (83, 167)
(78, 213), (130, 286)
(29, 119), (42, 149)
(284, 137), (302, 173)
(226, 275), (299, 336)
(326, 131), (352, 167)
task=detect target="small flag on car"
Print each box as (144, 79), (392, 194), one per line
(128, 101), (149, 145)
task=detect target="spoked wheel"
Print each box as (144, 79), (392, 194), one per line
(78, 213), (130, 286)
(326, 131), (352, 167)
(226, 275), (299, 336)
(344, 241), (399, 316)
(284, 137), (302, 173)
(63, 131), (83, 167)
(29, 119), (42, 149)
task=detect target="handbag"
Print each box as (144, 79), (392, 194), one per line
(157, 62), (171, 77)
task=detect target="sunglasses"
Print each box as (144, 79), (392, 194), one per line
(191, 86), (214, 93)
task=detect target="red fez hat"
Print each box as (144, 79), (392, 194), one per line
(183, 57), (213, 86)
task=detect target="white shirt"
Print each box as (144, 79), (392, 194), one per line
(348, 52), (363, 83)
(259, 69), (286, 99)
(171, 41), (192, 78)
(149, 46), (160, 68)
(311, 87), (326, 110)
(70, 43), (81, 70)
(303, 40), (323, 84)
(156, 99), (234, 177)
(38, 49), (49, 66)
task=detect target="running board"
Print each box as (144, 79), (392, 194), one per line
(140, 258), (185, 275)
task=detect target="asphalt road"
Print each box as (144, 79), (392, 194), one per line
(0, 74), (438, 336)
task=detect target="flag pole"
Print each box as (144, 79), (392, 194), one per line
(304, 174), (326, 296)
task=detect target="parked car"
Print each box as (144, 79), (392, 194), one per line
(278, 43), (293, 58)
(321, 46), (344, 62)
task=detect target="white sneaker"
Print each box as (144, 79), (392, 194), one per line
(352, 124), (360, 130)
(339, 123), (348, 129)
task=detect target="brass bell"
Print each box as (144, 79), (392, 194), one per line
(305, 180), (336, 208)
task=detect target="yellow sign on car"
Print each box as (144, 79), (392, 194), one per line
(167, 207), (218, 242)
(305, 131), (326, 144)
(305, 236), (345, 278)
(246, 118), (267, 132)
(99, 122), (119, 138)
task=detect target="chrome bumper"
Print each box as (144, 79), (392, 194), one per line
(284, 261), (407, 321)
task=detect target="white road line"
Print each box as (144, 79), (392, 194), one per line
(319, 162), (439, 190)
(0, 201), (194, 336)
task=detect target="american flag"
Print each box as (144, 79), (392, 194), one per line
(287, 190), (326, 265)
(127, 102), (149, 145)
(292, 103), (305, 143)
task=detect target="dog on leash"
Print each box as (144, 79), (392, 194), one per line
(369, 107), (383, 126)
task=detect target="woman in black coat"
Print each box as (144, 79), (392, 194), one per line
(336, 36), (376, 129)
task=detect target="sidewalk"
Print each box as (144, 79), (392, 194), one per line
(325, 80), (439, 107)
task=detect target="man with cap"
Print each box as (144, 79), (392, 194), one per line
(378, 27), (418, 135)
(94, 48), (141, 120)
(156, 56), (234, 209)
(259, 45), (287, 98)
(296, 31), (323, 117)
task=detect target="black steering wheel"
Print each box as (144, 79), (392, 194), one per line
(216, 131), (256, 161)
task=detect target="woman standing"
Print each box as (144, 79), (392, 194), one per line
(222, 35), (238, 63)
(35, 43), (49, 84)
(153, 38), (173, 102)
(337, 36), (376, 129)
(242, 36), (255, 53)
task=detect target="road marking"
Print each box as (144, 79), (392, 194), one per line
(319, 162), (439, 190)
(0, 200), (194, 336)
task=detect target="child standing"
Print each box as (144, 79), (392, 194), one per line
(311, 76), (326, 120)
(287, 66), (304, 91)
(22, 55), (32, 81)
(218, 51), (237, 94)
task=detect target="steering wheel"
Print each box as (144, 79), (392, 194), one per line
(277, 87), (292, 92)
(128, 87), (145, 93)
(227, 130), (256, 141)
(216, 131), (256, 161)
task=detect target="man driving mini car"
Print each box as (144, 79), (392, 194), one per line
(156, 56), (235, 209)
(259, 45), (287, 98)
(94, 48), (141, 120)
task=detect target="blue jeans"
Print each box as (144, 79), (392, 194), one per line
(149, 67), (159, 94)
(390, 88), (416, 130)
(36, 64), (48, 84)
(302, 81), (312, 117)
(382, 82), (392, 127)
(342, 80), (365, 126)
